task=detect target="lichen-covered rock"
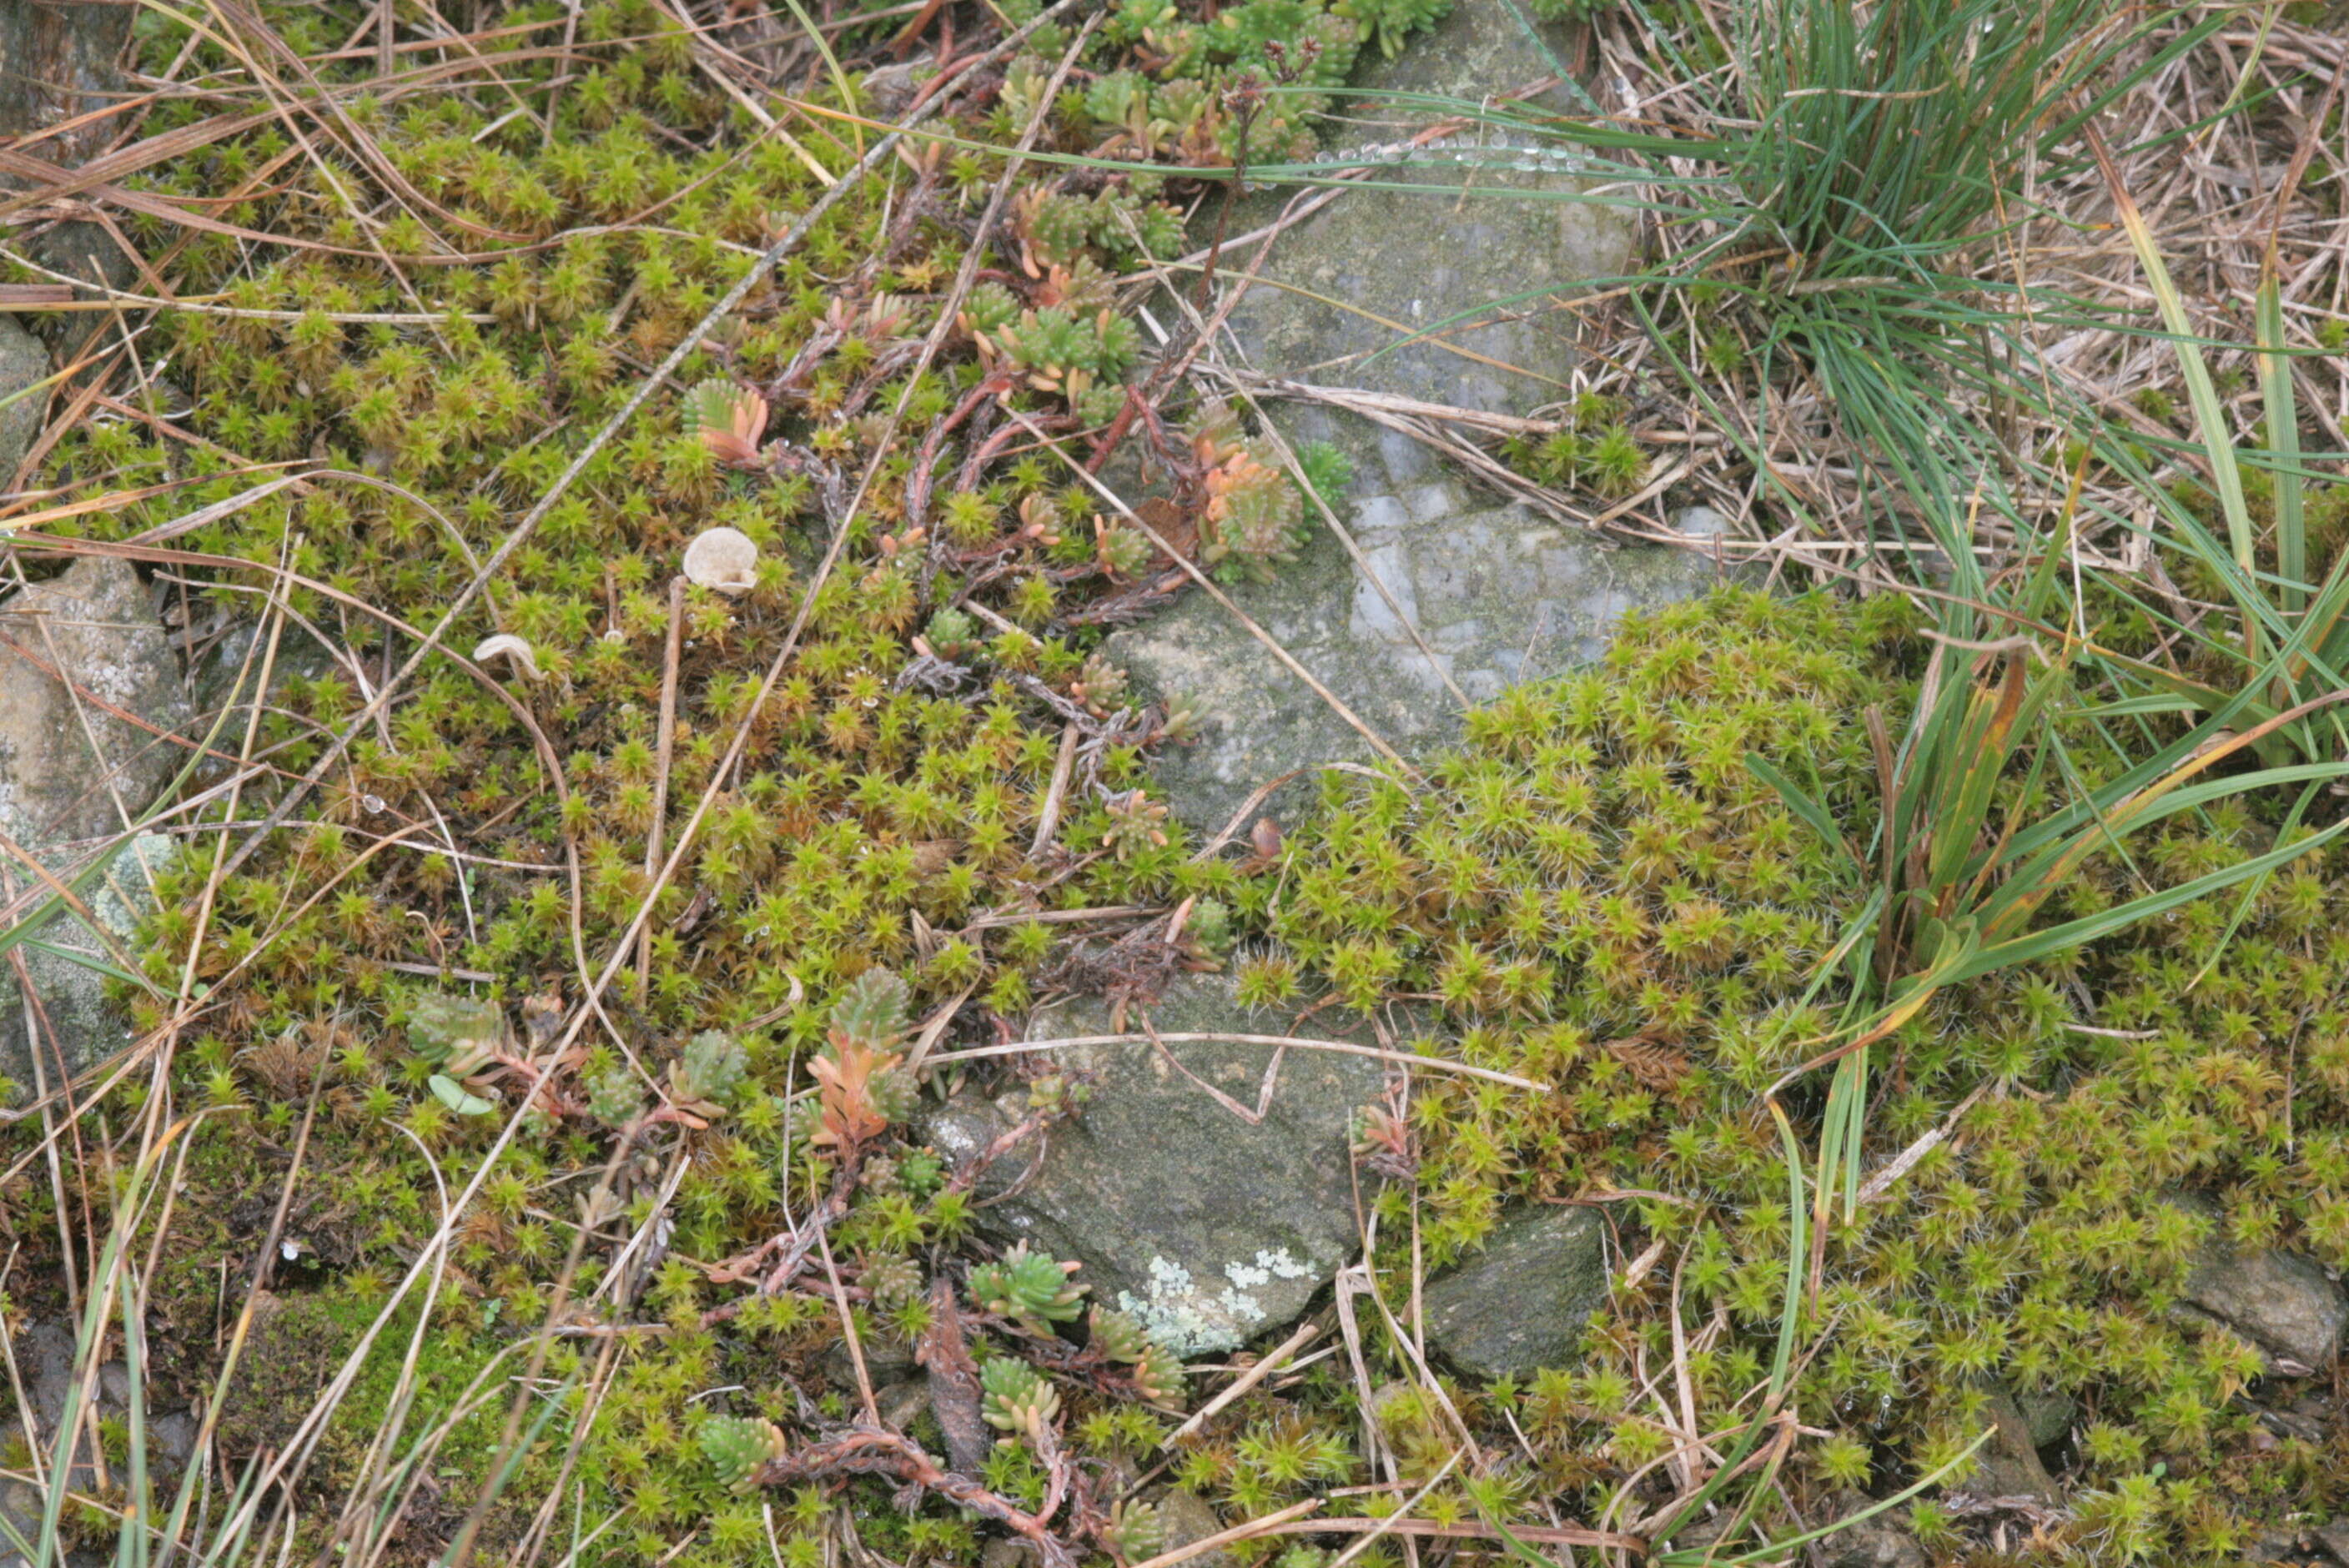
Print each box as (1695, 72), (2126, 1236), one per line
(1113, 0), (1730, 831)
(0, 556), (191, 1101)
(1421, 1204), (1608, 1381)
(917, 974), (1383, 1356)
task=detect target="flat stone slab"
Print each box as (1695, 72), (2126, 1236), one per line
(1114, 0), (1732, 831)
(918, 974), (1384, 1356)
(1422, 1204), (1608, 1381)
(1215, 0), (1631, 420)
(1109, 482), (1737, 830)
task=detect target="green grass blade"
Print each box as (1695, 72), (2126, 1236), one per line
(2256, 269), (2306, 616)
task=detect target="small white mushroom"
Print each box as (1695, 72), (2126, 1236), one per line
(683, 525), (760, 596)
(471, 632), (543, 681)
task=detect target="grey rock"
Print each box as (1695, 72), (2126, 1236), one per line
(1823, 1512), (1928, 1568)
(1151, 1488), (1236, 1568)
(0, 832), (177, 1104)
(0, 316), (45, 480)
(0, 0), (138, 344)
(1965, 1384), (2059, 1503)
(1214, 0), (1632, 423)
(1, 1478), (40, 1568)
(0, 556), (189, 847)
(2171, 1194), (2346, 1372)
(1112, 0), (1730, 831)
(1109, 491), (1739, 831)
(1, 1313), (202, 1550)
(0, 555), (189, 1101)
(2011, 1385), (2075, 1450)
(1421, 1204), (1607, 1381)
(1674, 505), (1729, 540)
(918, 973), (1384, 1355)
(2315, 1521), (2349, 1565)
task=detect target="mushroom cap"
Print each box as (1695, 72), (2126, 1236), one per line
(683, 525), (760, 596)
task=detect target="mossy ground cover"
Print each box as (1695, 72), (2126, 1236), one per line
(3, 0), (2349, 1565)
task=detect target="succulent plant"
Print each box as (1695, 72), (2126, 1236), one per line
(923, 606), (978, 651)
(1200, 440), (1308, 584)
(979, 1355), (1061, 1442)
(1089, 1306), (1153, 1364)
(1185, 897), (1234, 956)
(1107, 1499), (1166, 1561)
(586, 1065), (644, 1128)
(406, 992), (504, 1076)
(813, 969), (915, 1151)
(669, 1029), (747, 1113)
(1100, 788), (1172, 860)
(968, 1241), (1088, 1329)
(862, 1252), (924, 1309)
(831, 969), (910, 1049)
(957, 280), (1023, 341)
(1129, 1342), (1187, 1406)
(1072, 652), (1130, 715)
(1096, 521), (1156, 580)
(699, 1414), (787, 1491)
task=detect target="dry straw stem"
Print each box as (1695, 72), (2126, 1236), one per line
(923, 1031), (1546, 1090)
(1167, 1318), (1321, 1443)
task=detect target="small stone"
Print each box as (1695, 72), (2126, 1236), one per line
(1674, 505), (1729, 540)
(1421, 1205), (1608, 1381)
(2171, 1194), (2347, 1372)
(979, 1540), (1039, 1568)
(0, 556), (191, 847)
(1823, 1510), (1928, 1568)
(820, 1333), (918, 1392)
(1965, 1384), (2059, 1503)
(2011, 1385), (2075, 1450)
(683, 525), (759, 595)
(1151, 1488), (1236, 1568)
(916, 974), (1384, 1357)
(0, 316), (47, 479)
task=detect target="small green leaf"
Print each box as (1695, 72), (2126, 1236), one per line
(429, 1074), (495, 1116)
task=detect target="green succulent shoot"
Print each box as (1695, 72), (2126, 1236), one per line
(699, 1414), (787, 1492)
(667, 1029), (748, 1120)
(968, 1241), (1088, 1332)
(979, 1355), (1061, 1444)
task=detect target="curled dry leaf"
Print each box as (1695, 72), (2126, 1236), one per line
(684, 525), (760, 596)
(471, 632), (544, 681)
